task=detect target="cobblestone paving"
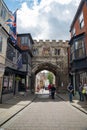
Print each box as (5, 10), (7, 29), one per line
(1, 94), (87, 130)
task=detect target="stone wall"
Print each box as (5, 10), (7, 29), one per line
(32, 40), (69, 92)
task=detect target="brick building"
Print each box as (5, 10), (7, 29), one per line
(69, 0), (87, 91)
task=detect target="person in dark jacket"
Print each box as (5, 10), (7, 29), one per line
(67, 83), (74, 102)
(50, 84), (56, 99)
(78, 82), (84, 101)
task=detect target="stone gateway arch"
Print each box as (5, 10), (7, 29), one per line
(31, 40), (69, 93)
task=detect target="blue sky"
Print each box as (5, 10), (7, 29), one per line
(4, 0), (20, 11)
(4, 0), (81, 41)
(4, 0), (41, 11)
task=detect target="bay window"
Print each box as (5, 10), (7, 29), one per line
(75, 39), (85, 59)
(70, 37), (85, 61)
(70, 44), (75, 61)
(21, 36), (28, 45)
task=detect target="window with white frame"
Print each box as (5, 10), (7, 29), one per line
(72, 28), (76, 36)
(0, 36), (2, 52)
(21, 36), (29, 45)
(79, 12), (84, 29)
(28, 38), (31, 48)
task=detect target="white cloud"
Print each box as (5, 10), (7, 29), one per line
(17, 0), (81, 40)
(17, 2), (39, 27)
(74, 0), (81, 6)
(55, 0), (72, 4)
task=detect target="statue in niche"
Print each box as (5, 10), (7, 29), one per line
(42, 46), (50, 56)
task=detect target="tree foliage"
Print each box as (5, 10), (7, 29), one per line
(47, 72), (53, 84)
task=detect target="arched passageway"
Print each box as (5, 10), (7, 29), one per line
(35, 70), (55, 93)
(31, 62), (65, 93)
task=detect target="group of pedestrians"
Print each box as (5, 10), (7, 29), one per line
(48, 84), (56, 99)
(67, 82), (87, 102)
(78, 82), (87, 101)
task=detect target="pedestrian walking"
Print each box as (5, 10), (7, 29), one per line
(48, 84), (52, 96)
(67, 83), (74, 102)
(83, 83), (87, 101)
(50, 84), (56, 99)
(78, 82), (84, 101)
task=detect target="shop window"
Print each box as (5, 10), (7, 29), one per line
(18, 79), (25, 92)
(80, 72), (87, 85)
(2, 76), (13, 94)
(79, 12), (84, 29)
(0, 36), (2, 52)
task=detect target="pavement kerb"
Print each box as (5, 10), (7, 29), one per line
(71, 104), (87, 114)
(56, 94), (65, 101)
(0, 94), (37, 127)
(56, 94), (87, 115)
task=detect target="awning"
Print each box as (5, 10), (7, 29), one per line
(4, 67), (27, 76)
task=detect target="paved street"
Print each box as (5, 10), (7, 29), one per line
(1, 91), (87, 130)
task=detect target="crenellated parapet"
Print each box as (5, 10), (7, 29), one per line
(33, 39), (69, 58)
(34, 39), (69, 45)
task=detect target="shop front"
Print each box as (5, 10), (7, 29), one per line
(0, 64), (5, 103)
(75, 71), (87, 90)
(1, 67), (27, 102)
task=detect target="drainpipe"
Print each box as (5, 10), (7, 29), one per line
(0, 77), (3, 103)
